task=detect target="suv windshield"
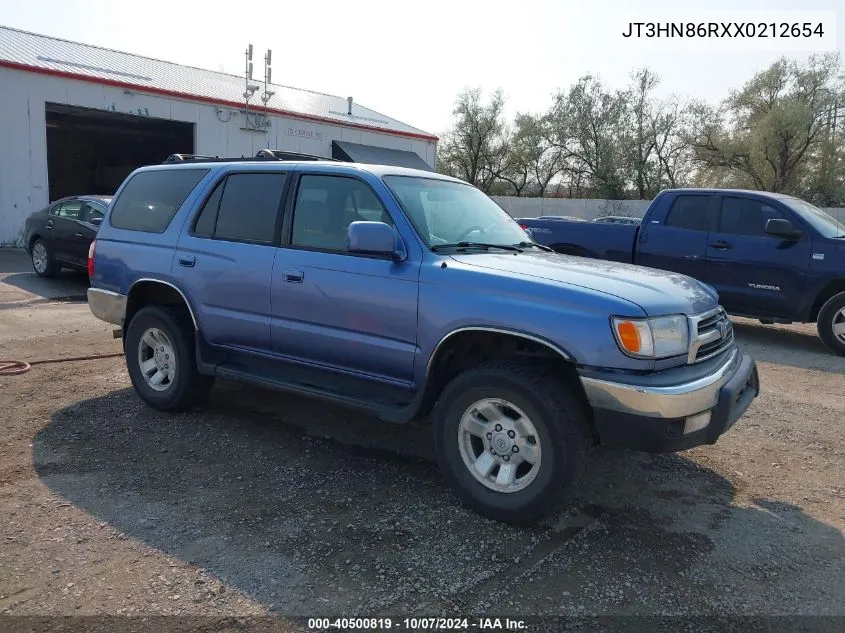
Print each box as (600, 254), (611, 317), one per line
(384, 176), (530, 249)
(781, 197), (845, 238)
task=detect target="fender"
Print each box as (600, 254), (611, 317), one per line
(128, 277), (200, 330)
(426, 326), (575, 375)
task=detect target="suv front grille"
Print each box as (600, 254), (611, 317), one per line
(688, 308), (734, 363)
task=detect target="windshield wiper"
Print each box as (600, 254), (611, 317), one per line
(516, 241), (553, 252)
(432, 241), (523, 252)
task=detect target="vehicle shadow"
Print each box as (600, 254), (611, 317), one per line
(0, 247), (89, 302)
(1, 270), (89, 305)
(0, 248), (35, 273)
(732, 318), (845, 374)
(33, 382), (845, 616)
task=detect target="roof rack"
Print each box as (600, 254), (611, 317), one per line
(254, 149), (340, 161)
(162, 149), (342, 164)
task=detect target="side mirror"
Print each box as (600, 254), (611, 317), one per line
(765, 218), (802, 240)
(91, 217), (103, 227)
(347, 221), (404, 260)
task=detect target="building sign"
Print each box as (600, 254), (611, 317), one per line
(287, 127), (325, 140)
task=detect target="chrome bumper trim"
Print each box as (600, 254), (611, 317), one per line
(87, 288), (126, 326)
(579, 349), (739, 419)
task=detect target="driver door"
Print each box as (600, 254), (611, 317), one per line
(271, 172), (421, 384)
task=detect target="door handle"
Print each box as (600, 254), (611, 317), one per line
(74, 232), (84, 238)
(283, 269), (304, 283)
(178, 255), (196, 267)
(709, 240), (731, 250)
(45, 221), (54, 230)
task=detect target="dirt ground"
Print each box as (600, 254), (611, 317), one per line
(0, 248), (843, 628)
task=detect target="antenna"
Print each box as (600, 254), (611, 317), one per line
(244, 43), (257, 148)
(261, 48), (274, 147)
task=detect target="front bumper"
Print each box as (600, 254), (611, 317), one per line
(579, 348), (759, 453)
(87, 287), (126, 326)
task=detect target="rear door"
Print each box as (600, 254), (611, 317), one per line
(173, 170), (289, 353)
(49, 200), (86, 265)
(703, 194), (810, 318)
(635, 193), (714, 280)
(67, 200), (104, 263)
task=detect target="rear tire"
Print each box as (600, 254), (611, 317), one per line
(31, 239), (58, 278)
(125, 306), (214, 411)
(817, 291), (845, 357)
(433, 360), (590, 525)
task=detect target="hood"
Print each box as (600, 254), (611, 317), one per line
(449, 251), (719, 317)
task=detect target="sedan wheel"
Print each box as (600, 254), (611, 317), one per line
(30, 239), (57, 277)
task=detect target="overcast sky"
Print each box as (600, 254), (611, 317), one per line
(1, 0), (842, 137)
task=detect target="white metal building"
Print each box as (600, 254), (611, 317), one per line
(0, 25), (438, 245)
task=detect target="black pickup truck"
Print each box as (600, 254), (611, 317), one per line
(519, 189), (845, 355)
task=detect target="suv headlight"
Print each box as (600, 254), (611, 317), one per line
(611, 315), (689, 359)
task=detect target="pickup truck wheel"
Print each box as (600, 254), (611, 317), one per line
(433, 360), (589, 525)
(817, 292), (845, 356)
(125, 306), (214, 411)
(31, 239), (58, 278)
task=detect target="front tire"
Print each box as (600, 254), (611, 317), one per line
(433, 360), (590, 525)
(31, 239), (58, 278)
(125, 306), (214, 411)
(817, 291), (845, 356)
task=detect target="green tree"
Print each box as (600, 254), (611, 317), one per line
(693, 53), (844, 194)
(496, 113), (566, 197)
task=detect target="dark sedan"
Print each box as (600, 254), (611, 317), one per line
(24, 195), (111, 277)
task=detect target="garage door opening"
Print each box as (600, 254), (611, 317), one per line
(45, 103), (194, 202)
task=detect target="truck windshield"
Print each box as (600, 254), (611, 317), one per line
(781, 198), (845, 238)
(383, 176), (530, 249)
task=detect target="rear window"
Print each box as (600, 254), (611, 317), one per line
(664, 195), (711, 231)
(109, 169), (208, 233)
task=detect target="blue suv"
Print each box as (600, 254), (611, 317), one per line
(87, 155), (759, 524)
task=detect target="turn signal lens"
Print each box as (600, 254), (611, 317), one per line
(611, 315), (689, 359)
(616, 321), (641, 353)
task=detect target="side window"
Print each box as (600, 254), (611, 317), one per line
(87, 203), (106, 221)
(192, 181), (224, 238)
(719, 197), (784, 236)
(110, 169), (208, 233)
(664, 195), (710, 231)
(193, 173), (286, 243)
(53, 201), (84, 220)
(291, 175), (391, 251)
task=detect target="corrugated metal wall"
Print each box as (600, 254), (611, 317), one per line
(0, 67), (437, 245)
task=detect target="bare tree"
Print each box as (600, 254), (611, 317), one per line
(650, 95), (694, 189)
(436, 88), (510, 193)
(625, 68), (659, 199)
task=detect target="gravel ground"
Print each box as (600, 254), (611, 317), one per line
(0, 249), (843, 626)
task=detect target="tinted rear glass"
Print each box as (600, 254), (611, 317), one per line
(665, 195), (710, 231)
(718, 197), (783, 236)
(109, 169), (208, 233)
(213, 173), (287, 243)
